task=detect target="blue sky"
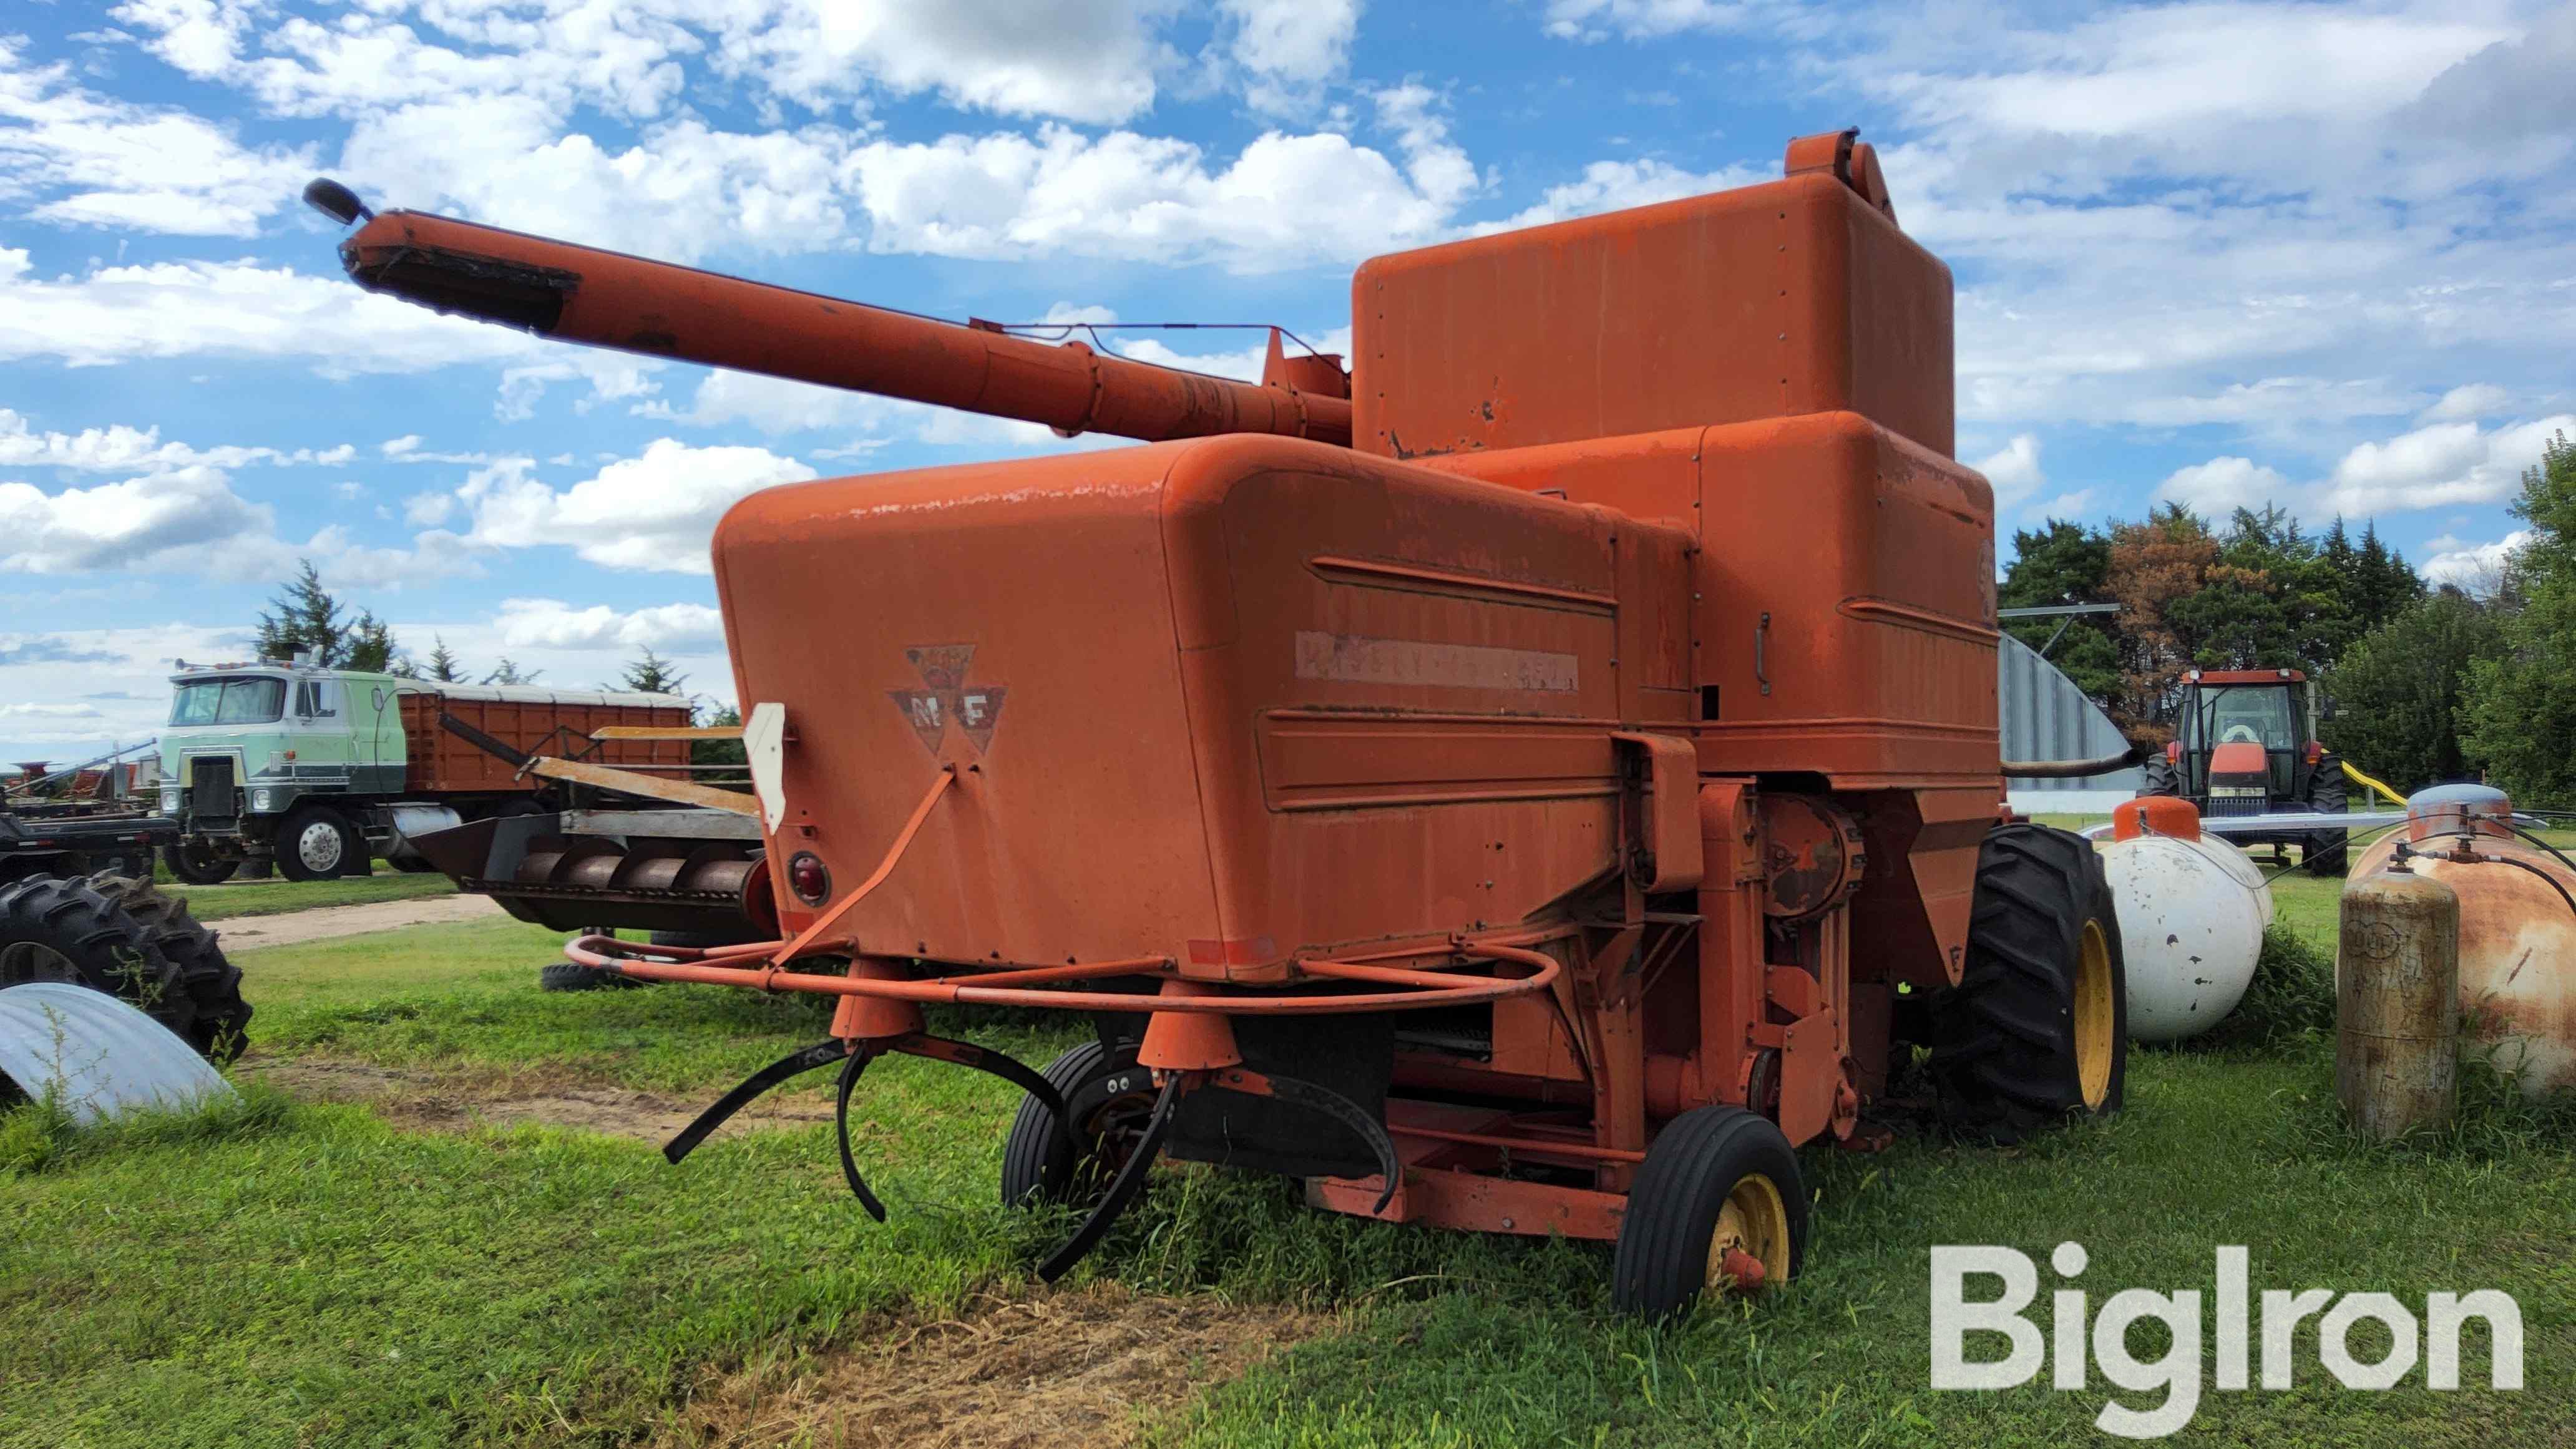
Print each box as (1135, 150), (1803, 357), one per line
(3, 0), (2572, 763)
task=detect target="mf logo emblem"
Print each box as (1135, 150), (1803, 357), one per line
(889, 644), (1007, 756)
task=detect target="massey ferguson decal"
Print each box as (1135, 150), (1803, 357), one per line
(889, 644), (1007, 755)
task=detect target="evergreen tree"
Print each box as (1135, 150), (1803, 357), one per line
(482, 658), (542, 686)
(693, 704), (746, 780)
(255, 559), (401, 670)
(421, 636), (467, 684)
(613, 646), (688, 696)
(2462, 430), (2576, 805)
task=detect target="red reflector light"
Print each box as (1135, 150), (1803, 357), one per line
(2304, 740), (2324, 766)
(2165, 741), (2182, 763)
(787, 851), (831, 904)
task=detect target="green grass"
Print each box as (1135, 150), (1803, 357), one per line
(4, 872), (2570, 1445)
(165, 869), (457, 922)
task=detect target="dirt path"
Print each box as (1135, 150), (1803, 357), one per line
(237, 1055), (829, 1141)
(662, 1289), (1329, 1448)
(213, 892), (506, 950)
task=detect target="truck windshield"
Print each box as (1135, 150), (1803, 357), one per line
(170, 678), (287, 726)
(2198, 686), (2295, 751)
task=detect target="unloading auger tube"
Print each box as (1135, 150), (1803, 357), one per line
(301, 179), (1352, 448)
(557, 765), (1563, 1281)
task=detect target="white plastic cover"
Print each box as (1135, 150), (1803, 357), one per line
(0, 982), (234, 1124)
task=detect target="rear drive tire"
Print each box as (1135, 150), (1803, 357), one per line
(1929, 823), (2127, 1143)
(162, 839), (238, 886)
(0, 874), (250, 1067)
(2140, 755), (2181, 797)
(2305, 763), (2350, 876)
(276, 806), (362, 882)
(1611, 1105), (1805, 1319)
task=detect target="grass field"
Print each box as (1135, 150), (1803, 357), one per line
(4, 873), (2571, 1445)
(159, 868), (457, 921)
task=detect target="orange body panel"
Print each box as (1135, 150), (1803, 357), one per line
(1354, 172), (1954, 459)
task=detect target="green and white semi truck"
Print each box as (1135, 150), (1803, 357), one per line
(157, 657), (691, 883)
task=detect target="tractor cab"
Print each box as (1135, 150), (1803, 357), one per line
(2143, 668), (2348, 873)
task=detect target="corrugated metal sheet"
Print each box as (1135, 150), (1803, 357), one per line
(0, 983), (233, 1124)
(1999, 632), (2144, 799)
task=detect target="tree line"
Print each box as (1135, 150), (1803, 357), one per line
(2003, 429), (2576, 805)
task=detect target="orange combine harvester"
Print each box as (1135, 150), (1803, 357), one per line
(307, 128), (2125, 1316)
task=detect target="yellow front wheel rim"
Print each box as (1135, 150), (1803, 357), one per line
(1705, 1173), (1791, 1295)
(2072, 918), (2114, 1110)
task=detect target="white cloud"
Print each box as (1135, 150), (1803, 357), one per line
(714, 0), (1184, 125)
(2156, 456), (2290, 514)
(1224, 0), (1359, 113)
(2420, 529), (2531, 596)
(2422, 383), (2513, 421)
(1972, 433), (2045, 512)
(1541, 1), (1771, 42)
(0, 408), (352, 472)
(1481, 157), (1769, 232)
(455, 442), (818, 573)
(2318, 414), (2576, 515)
(0, 466), (280, 577)
(402, 491), (456, 526)
(0, 37), (314, 236)
(492, 597), (728, 653)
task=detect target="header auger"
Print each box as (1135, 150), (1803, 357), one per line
(310, 125), (2132, 1315)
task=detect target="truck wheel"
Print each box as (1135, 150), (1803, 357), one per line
(276, 807), (362, 881)
(86, 872), (252, 1062)
(2305, 763), (2349, 876)
(1001, 1039), (1156, 1208)
(1930, 824), (2127, 1143)
(1611, 1105), (1805, 1319)
(0, 874), (250, 1066)
(162, 839), (239, 886)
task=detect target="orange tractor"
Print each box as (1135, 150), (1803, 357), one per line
(307, 127), (2125, 1316)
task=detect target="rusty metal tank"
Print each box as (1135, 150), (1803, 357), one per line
(2337, 857), (2459, 1138)
(2099, 796), (2271, 1041)
(2349, 784), (2576, 1098)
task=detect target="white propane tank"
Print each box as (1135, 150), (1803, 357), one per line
(2098, 796), (2271, 1042)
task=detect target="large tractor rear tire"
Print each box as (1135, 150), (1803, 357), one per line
(0, 873), (251, 1066)
(2139, 754), (2181, 797)
(1611, 1105), (1806, 1319)
(1930, 824), (2127, 1144)
(2305, 761), (2350, 876)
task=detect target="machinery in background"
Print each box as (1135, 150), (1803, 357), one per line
(2142, 668), (2348, 874)
(156, 656), (693, 884)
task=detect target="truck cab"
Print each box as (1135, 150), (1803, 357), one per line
(159, 658), (408, 882)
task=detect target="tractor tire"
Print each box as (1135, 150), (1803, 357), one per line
(162, 839), (239, 886)
(537, 962), (646, 993)
(1001, 1038), (1157, 1208)
(276, 806), (363, 882)
(1928, 823), (2127, 1144)
(2305, 763), (2350, 876)
(1611, 1105), (1806, 1319)
(2140, 755), (2182, 797)
(0, 874), (251, 1066)
(86, 872), (251, 1062)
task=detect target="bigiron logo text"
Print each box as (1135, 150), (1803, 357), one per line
(1929, 1244), (2523, 1438)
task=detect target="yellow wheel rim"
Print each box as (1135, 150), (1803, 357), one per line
(2073, 919), (2114, 1110)
(1705, 1173), (1791, 1295)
